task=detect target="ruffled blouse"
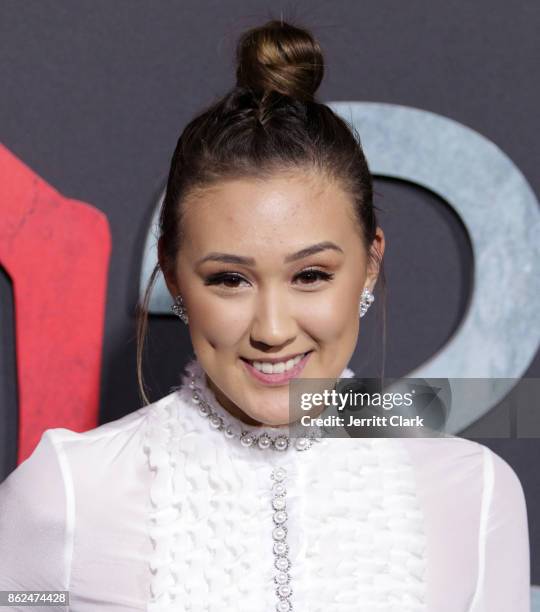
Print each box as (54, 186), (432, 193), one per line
(0, 356), (531, 611)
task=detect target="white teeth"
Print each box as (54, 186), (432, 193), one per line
(251, 352), (307, 374)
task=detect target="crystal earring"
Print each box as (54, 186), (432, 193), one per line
(359, 287), (375, 318)
(171, 294), (189, 325)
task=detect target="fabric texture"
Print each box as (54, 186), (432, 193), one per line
(0, 355), (531, 611)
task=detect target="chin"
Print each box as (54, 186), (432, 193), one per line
(244, 399), (290, 425)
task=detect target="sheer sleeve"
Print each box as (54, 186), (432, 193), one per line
(470, 446), (531, 611)
(0, 429), (70, 605)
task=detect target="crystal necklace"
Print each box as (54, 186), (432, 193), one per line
(187, 369), (322, 452)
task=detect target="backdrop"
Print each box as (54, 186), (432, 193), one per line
(1, 0), (539, 587)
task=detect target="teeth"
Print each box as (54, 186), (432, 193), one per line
(251, 353), (307, 374)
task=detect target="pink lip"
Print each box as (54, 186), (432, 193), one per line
(241, 352), (312, 386)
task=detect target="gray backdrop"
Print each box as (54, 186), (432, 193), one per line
(1, 0), (539, 584)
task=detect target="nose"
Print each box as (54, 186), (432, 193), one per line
(249, 286), (297, 348)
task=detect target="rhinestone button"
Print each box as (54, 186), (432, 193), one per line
(272, 482), (286, 496)
(272, 526), (287, 540)
(273, 542), (288, 555)
(271, 467), (287, 481)
(275, 556), (290, 571)
(272, 497), (286, 510)
(277, 584), (292, 598)
(271, 466), (293, 612)
(273, 510), (288, 524)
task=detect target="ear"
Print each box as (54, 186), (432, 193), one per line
(365, 226), (385, 291)
(157, 236), (179, 297)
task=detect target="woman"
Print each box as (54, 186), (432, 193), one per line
(0, 19), (530, 612)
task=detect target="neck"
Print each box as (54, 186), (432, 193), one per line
(204, 372), (266, 427)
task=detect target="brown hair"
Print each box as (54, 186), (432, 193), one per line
(136, 19), (386, 405)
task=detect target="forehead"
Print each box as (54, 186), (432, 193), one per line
(181, 172), (358, 255)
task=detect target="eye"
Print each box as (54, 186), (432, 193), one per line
(204, 268), (335, 290)
(204, 272), (249, 289)
(294, 268), (334, 286)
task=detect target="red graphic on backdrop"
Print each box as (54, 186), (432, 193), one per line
(0, 144), (111, 464)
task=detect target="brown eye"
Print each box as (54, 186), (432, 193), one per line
(294, 269), (334, 285)
(204, 273), (249, 289)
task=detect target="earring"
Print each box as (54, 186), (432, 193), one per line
(171, 294), (189, 325)
(359, 287), (375, 318)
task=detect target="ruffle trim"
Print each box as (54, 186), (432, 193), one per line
(142, 398), (180, 611)
(143, 358), (428, 611)
(299, 436), (429, 610)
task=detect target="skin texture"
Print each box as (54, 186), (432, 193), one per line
(160, 169), (385, 427)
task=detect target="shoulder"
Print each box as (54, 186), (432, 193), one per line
(0, 430), (69, 590)
(478, 443), (528, 532)
(42, 389), (180, 451)
(0, 429), (64, 521)
(398, 434), (485, 479)
(398, 435), (527, 517)
(2, 389), (183, 491)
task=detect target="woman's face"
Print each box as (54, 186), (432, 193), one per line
(162, 169), (385, 426)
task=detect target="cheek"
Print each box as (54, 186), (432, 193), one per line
(299, 287), (360, 338)
(187, 295), (249, 347)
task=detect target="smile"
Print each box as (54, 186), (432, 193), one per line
(241, 351), (313, 385)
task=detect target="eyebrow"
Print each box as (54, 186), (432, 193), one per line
(195, 241), (344, 267)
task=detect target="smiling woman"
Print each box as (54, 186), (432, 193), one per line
(154, 171), (383, 427)
(0, 16), (530, 612)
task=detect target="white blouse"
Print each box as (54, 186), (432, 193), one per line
(0, 356), (530, 611)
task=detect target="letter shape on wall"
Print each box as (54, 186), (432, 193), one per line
(329, 102), (540, 432)
(139, 103), (540, 433)
(0, 144), (111, 463)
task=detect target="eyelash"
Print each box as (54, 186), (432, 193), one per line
(204, 268), (335, 289)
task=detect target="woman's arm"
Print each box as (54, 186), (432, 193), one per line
(0, 430), (70, 608)
(469, 446), (531, 611)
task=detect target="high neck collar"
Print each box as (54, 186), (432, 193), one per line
(178, 356), (356, 439)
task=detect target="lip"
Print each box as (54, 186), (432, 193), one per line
(241, 350), (311, 365)
(241, 351), (313, 386)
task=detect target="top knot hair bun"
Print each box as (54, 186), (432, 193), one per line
(235, 19), (324, 103)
